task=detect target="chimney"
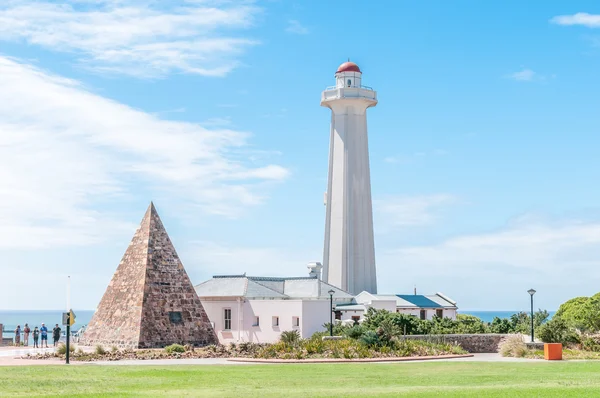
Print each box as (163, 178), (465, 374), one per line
(307, 262), (323, 279)
(414, 285), (417, 295)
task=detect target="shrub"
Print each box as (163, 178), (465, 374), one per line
(455, 314), (487, 334)
(360, 330), (380, 347)
(537, 317), (579, 345)
(490, 317), (514, 334)
(499, 335), (527, 358)
(110, 345), (119, 353)
(345, 325), (365, 339)
(95, 345), (106, 355)
(582, 337), (600, 352)
(57, 343), (75, 355)
(280, 330), (301, 346)
(164, 344), (186, 354)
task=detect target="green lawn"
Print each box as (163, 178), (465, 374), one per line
(2, 362), (600, 397)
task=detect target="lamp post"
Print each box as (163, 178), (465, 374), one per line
(527, 289), (536, 343)
(328, 289), (335, 337)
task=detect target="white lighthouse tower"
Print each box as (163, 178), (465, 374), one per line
(321, 61), (378, 295)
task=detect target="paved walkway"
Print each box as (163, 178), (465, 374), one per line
(0, 346), (57, 358)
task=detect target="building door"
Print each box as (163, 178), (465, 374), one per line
(420, 309), (426, 320)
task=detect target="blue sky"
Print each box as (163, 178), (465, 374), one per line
(1, 1), (600, 311)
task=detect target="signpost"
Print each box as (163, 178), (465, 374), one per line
(62, 309), (76, 364)
(64, 276), (75, 364)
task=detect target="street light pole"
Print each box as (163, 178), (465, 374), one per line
(528, 289), (536, 343)
(328, 289), (335, 337)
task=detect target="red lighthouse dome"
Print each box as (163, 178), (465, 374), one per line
(336, 61), (361, 74)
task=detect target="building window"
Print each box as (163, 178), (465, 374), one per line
(272, 316), (279, 327)
(169, 311), (183, 324)
(334, 311), (342, 320)
(420, 309), (426, 320)
(351, 316), (360, 325)
(252, 316), (260, 327)
(292, 316), (300, 327)
(347, 79), (352, 87)
(224, 308), (232, 330)
(436, 309), (444, 318)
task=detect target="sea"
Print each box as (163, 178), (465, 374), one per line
(1, 310), (94, 345)
(1, 310), (555, 344)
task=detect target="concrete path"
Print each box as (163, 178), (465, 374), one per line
(0, 346), (56, 358)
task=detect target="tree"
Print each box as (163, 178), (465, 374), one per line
(555, 295), (600, 332)
(455, 314), (487, 334)
(489, 317), (513, 334)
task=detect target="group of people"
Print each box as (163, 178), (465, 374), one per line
(13, 323), (62, 348)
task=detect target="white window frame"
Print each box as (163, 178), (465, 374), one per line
(292, 316), (300, 327)
(252, 316), (260, 327)
(272, 316), (279, 327)
(224, 308), (232, 330)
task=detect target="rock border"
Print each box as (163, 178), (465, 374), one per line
(227, 354), (474, 364)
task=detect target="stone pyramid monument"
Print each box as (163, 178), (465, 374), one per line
(81, 203), (217, 348)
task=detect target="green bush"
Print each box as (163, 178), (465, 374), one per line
(360, 330), (380, 347)
(95, 344), (106, 355)
(489, 317), (513, 334)
(164, 344), (186, 354)
(345, 325), (365, 339)
(280, 330), (301, 346)
(537, 317), (579, 345)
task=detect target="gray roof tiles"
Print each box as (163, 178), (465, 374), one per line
(195, 275), (353, 300)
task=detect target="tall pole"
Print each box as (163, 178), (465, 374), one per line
(530, 293), (534, 343)
(66, 276), (71, 365)
(328, 289), (335, 337)
(329, 293), (333, 337)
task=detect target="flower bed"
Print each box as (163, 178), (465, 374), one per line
(23, 338), (466, 362)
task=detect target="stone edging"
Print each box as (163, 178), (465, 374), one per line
(227, 354), (474, 364)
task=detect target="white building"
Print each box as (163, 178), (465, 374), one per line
(194, 269), (458, 343)
(336, 291), (458, 323)
(322, 61), (378, 295)
(194, 270), (354, 344)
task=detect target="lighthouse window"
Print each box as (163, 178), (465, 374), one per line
(347, 79), (352, 87)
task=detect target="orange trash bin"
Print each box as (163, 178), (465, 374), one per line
(544, 343), (562, 360)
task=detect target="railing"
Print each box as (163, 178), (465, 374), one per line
(321, 86), (378, 102)
(325, 84), (373, 91)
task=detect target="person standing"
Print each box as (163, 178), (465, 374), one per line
(23, 324), (30, 347)
(14, 325), (21, 346)
(32, 327), (40, 348)
(52, 324), (61, 347)
(40, 323), (49, 348)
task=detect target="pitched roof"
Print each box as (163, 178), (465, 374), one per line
(396, 295), (444, 308)
(194, 275), (353, 300)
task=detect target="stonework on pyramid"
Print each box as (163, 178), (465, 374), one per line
(80, 202), (217, 348)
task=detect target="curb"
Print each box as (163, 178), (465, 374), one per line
(227, 354), (474, 364)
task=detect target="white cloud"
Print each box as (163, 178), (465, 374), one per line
(376, 216), (600, 309)
(184, 241), (319, 281)
(551, 13), (600, 28)
(285, 20), (309, 35)
(380, 217), (600, 276)
(374, 194), (458, 229)
(0, 1), (260, 77)
(0, 56), (289, 249)
(507, 68), (536, 82)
